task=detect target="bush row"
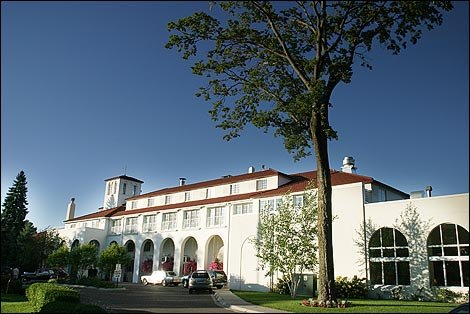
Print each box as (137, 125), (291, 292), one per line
(1, 275), (25, 295)
(335, 276), (368, 299)
(26, 282), (80, 312)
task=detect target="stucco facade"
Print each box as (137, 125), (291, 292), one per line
(57, 159), (469, 296)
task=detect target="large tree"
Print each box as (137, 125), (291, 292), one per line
(97, 243), (131, 281)
(166, 1), (452, 301)
(1, 170), (29, 268)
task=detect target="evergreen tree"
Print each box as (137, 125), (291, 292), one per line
(1, 170), (29, 268)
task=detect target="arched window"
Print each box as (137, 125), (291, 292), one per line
(427, 223), (469, 287)
(71, 239), (80, 250)
(109, 241), (118, 247)
(369, 227), (410, 285)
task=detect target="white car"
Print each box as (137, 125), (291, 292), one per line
(140, 270), (182, 286)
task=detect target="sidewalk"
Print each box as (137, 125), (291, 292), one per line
(213, 289), (290, 313)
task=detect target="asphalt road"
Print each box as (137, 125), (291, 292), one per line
(77, 282), (234, 313)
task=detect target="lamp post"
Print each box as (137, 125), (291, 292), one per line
(239, 235), (254, 290)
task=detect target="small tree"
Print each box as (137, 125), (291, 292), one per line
(1, 170), (29, 268)
(253, 183), (318, 298)
(69, 244), (98, 279)
(98, 243), (131, 281)
(47, 245), (70, 270)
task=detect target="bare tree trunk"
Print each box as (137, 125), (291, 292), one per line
(310, 110), (335, 302)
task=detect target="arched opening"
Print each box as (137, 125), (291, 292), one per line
(140, 239), (154, 275)
(109, 241), (118, 247)
(427, 223), (469, 287)
(159, 238), (175, 271)
(88, 240), (100, 278)
(206, 235), (224, 270)
(181, 237), (198, 276)
(369, 227), (410, 285)
(124, 240), (136, 282)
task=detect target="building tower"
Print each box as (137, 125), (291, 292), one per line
(102, 175), (144, 210)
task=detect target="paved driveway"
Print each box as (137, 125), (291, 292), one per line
(77, 282), (233, 313)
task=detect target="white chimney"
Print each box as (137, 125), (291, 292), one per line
(341, 156), (357, 174)
(425, 186), (432, 197)
(248, 166), (255, 173)
(66, 198), (76, 220)
(179, 178), (186, 186)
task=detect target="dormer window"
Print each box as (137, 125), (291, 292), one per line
(230, 184), (240, 195)
(256, 179), (267, 191)
(123, 183), (127, 194)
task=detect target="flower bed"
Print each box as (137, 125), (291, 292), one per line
(301, 298), (352, 308)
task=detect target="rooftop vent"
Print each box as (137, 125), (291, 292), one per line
(248, 166), (255, 174)
(341, 156), (357, 174)
(425, 186), (432, 197)
(179, 178), (186, 186)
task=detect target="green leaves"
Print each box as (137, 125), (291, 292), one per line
(166, 1), (452, 161)
(253, 183), (318, 297)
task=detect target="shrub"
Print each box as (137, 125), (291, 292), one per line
(433, 288), (468, 303)
(73, 276), (116, 288)
(274, 277), (291, 295)
(26, 282), (79, 312)
(40, 301), (106, 313)
(335, 276), (367, 299)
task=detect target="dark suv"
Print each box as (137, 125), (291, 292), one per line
(208, 270), (227, 289)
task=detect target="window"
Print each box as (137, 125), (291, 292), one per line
(378, 188), (387, 202)
(131, 201), (137, 209)
(165, 195), (171, 205)
(107, 182), (111, 195)
(233, 203), (253, 215)
(70, 223), (76, 229)
(148, 198), (155, 207)
(230, 184), (240, 195)
(183, 209), (199, 229)
(143, 215), (156, 232)
(111, 219), (122, 234)
(206, 188), (213, 199)
(124, 217), (138, 233)
(123, 183), (127, 194)
(133, 185), (137, 196)
(369, 227), (410, 285)
(91, 220), (99, 228)
(256, 179), (267, 191)
(259, 198), (281, 213)
(207, 207), (224, 227)
(185, 191), (191, 202)
(293, 195), (304, 208)
(162, 212), (177, 231)
(428, 223), (469, 287)
(113, 181), (117, 194)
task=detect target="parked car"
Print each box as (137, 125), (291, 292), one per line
(449, 303), (469, 313)
(22, 268), (68, 282)
(208, 270), (227, 289)
(188, 270), (213, 294)
(141, 270), (181, 286)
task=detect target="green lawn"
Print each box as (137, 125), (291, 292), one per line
(232, 291), (459, 313)
(1, 294), (35, 313)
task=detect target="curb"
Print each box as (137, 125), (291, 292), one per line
(213, 292), (262, 313)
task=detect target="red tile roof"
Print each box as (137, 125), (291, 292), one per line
(65, 205), (125, 222)
(65, 169), (408, 222)
(126, 169), (283, 200)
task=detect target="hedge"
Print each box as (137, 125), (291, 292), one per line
(26, 283), (80, 312)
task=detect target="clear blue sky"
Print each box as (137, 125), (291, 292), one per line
(2, 1), (468, 231)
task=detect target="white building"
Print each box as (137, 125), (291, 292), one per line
(57, 157), (469, 296)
